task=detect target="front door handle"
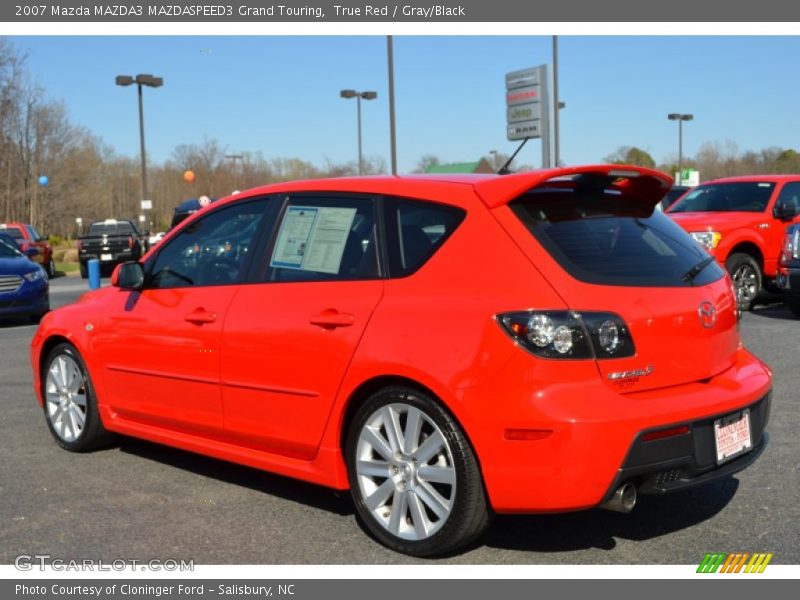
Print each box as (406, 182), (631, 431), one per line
(309, 311), (355, 329)
(185, 308), (217, 324)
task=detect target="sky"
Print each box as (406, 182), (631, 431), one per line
(8, 35), (800, 174)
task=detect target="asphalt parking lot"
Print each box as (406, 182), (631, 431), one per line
(1, 276), (798, 564)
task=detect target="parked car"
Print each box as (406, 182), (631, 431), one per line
(0, 235), (49, 321)
(77, 219), (145, 278)
(0, 222), (55, 278)
(777, 223), (800, 317)
(657, 184), (690, 212)
(0, 231), (39, 259)
(170, 196), (217, 229)
(30, 166), (771, 556)
(148, 231), (166, 247)
(667, 175), (800, 310)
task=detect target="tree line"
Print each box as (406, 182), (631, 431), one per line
(4, 37), (800, 238)
(605, 143), (800, 181)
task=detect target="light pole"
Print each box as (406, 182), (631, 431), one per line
(387, 36), (397, 175)
(488, 149), (499, 171)
(552, 35), (560, 167)
(340, 89), (377, 176)
(667, 113), (693, 182)
(226, 153), (243, 190)
(116, 74), (163, 234)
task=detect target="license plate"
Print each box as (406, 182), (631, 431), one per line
(714, 409), (752, 464)
(100, 253), (113, 261)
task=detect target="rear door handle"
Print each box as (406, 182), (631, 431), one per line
(185, 308), (217, 324)
(309, 311), (355, 329)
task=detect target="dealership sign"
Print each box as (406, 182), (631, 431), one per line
(505, 64), (549, 146)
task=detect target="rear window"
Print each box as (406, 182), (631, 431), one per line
(511, 186), (725, 287)
(88, 222), (137, 235)
(1, 226), (24, 240)
(669, 182), (775, 213)
(25, 225), (42, 241)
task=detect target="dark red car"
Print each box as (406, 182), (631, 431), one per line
(0, 222), (55, 278)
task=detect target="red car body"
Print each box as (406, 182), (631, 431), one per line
(0, 222), (55, 278)
(30, 166), (771, 554)
(666, 175), (800, 305)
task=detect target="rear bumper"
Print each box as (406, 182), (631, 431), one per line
(602, 392), (770, 499)
(453, 347), (772, 513)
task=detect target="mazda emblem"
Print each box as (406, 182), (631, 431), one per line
(698, 301), (717, 328)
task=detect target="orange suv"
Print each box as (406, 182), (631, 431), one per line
(667, 176), (800, 309)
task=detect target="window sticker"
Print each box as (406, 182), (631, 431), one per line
(270, 205), (357, 274)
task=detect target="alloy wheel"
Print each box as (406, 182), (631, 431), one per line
(355, 402), (456, 541)
(45, 354), (88, 443)
(732, 263), (758, 305)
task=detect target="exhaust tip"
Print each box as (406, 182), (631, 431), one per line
(599, 483), (637, 513)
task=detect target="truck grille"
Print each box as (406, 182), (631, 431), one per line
(0, 275), (23, 293)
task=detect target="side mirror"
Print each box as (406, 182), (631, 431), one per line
(112, 262), (145, 290)
(25, 247), (40, 257)
(774, 201), (798, 220)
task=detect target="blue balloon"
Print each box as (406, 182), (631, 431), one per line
(38, 175), (49, 187)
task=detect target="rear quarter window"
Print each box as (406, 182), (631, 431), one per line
(383, 197), (465, 277)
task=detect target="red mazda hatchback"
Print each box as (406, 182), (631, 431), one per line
(30, 166), (771, 556)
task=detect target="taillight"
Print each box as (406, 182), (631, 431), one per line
(780, 228), (799, 266)
(77, 240), (83, 252)
(496, 310), (635, 359)
(128, 235), (134, 249)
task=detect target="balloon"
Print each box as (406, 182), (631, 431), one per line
(183, 170), (196, 183)
(38, 175), (49, 187)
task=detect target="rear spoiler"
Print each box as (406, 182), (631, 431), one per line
(473, 165), (673, 209)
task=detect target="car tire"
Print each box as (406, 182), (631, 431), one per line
(42, 343), (113, 452)
(79, 261), (87, 279)
(47, 257), (56, 279)
(788, 297), (800, 318)
(345, 385), (490, 557)
(726, 253), (762, 311)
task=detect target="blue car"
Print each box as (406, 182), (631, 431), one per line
(0, 235), (49, 321)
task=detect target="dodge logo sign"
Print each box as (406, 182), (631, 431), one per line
(698, 301), (717, 328)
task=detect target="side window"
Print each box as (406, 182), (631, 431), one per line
(383, 197), (466, 277)
(777, 182), (800, 212)
(147, 199), (269, 289)
(265, 196), (379, 282)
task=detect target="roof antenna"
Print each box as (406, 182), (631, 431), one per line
(497, 138), (529, 175)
